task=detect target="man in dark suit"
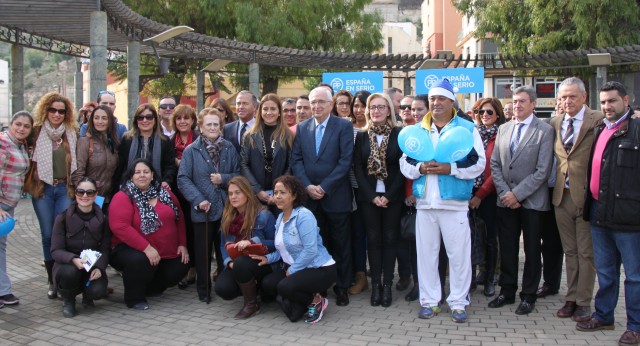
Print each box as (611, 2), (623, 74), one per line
(291, 87), (354, 306)
(549, 77), (603, 321)
(223, 90), (257, 153)
(489, 85), (554, 315)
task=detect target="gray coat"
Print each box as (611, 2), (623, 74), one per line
(490, 115), (554, 211)
(177, 136), (239, 222)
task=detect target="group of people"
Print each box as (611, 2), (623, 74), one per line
(0, 77), (638, 341)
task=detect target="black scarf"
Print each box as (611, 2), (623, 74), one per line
(473, 124), (499, 189)
(122, 180), (179, 235)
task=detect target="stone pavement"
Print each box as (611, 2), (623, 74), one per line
(0, 202), (628, 345)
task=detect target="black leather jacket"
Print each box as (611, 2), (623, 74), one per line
(584, 109), (640, 231)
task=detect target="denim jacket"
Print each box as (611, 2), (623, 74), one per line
(265, 206), (333, 275)
(219, 209), (276, 267)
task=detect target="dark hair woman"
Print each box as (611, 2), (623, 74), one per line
(211, 98), (237, 124)
(177, 109), (240, 302)
(254, 175), (337, 324)
(71, 105), (119, 207)
(332, 90), (353, 119)
(215, 176), (275, 319)
(169, 104), (199, 289)
(0, 111), (34, 307)
(25, 92), (79, 300)
(240, 93), (293, 216)
(52, 177), (111, 317)
(109, 159), (189, 310)
(115, 103), (176, 191)
(468, 97), (506, 297)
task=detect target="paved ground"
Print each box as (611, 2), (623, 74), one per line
(0, 201), (629, 345)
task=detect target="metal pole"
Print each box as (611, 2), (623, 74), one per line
(249, 63), (259, 98)
(595, 66), (607, 107)
(74, 59), (83, 109)
(196, 70), (205, 113)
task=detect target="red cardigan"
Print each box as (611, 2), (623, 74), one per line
(109, 189), (186, 259)
(474, 136), (496, 200)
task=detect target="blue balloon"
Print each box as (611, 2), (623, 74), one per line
(0, 217), (15, 237)
(434, 127), (474, 163)
(398, 125), (435, 161)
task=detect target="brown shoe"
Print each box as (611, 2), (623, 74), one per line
(576, 318), (615, 332)
(572, 305), (592, 322)
(348, 272), (368, 295)
(619, 330), (640, 346)
(557, 301), (577, 318)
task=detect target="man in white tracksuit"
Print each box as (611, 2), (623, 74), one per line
(400, 79), (485, 323)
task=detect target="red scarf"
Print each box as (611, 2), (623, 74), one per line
(174, 131), (194, 160)
(229, 213), (245, 242)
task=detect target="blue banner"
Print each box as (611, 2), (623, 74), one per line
(322, 72), (384, 94)
(416, 67), (484, 94)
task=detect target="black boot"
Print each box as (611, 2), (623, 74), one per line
(82, 292), (95, 308)
(405, 282), (419, 301)
(58, 287), (78, 318)
(484, 242), (498, 297)
(470, 266), (477, 292)
(44, 260), (57, 299)
(381, 284), (392, 307)
(370, 283), (382, 306)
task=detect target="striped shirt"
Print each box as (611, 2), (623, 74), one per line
(0, 131), (30, 207)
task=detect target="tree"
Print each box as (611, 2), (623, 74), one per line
(121, 0), (384, 95)
(454, 0), (640, 55)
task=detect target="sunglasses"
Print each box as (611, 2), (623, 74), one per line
(159, 104), (176, 110)
(47, 107), (67, 115)
(98, 90), (115, 96)
(399, 105), (411, 110)
(136, 114), (155, 121)
(76, 189), (97, 197)
(474, 109), (495, 116)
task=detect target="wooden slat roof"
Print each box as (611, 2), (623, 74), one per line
(1, 0), (640, 72)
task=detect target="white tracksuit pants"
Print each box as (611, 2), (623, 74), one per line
(416, 209), (471, 310)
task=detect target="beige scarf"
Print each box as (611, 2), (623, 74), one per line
(33, 120), (78, 185)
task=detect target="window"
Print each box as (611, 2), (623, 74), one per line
(494, 77), (523, 99)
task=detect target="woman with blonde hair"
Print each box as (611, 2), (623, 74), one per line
(240, 93), (293, 216)
(353, 92), (404, 307)
(178, 108), (239, 302)
(215, 176), (275, 318)
(25, 92), (79, 299)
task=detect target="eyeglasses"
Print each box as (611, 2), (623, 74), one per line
(98, 90), (114, 96)
(369, 105), (388, 112)
(159, 104), (176, 110)
(76, 189), (97, 197)
(136, 114), (155, 121)
(47, 107), (67, 115)
(283, 108), (296, 113)
(336, 102), (350, 107)
(310, 100), (330, 106)
(476, 109), (495, 116)
(399, 105), (411, 110)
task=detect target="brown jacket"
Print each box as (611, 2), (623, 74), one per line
(550, 106), (604, 207)
(71, 135), (118, 199)
(24, 126), (77, 198)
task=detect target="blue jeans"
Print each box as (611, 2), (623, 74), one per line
(32, 184), (72, 261)
(591, 208), (640, 332)
(0, 203), (14, 295)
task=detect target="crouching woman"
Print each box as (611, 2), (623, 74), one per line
(51, 177), (110, 317)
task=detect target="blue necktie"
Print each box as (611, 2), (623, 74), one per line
(510, 123), (524, 156)
(563, 118), (574, 153)
(315, 124), (324, 155)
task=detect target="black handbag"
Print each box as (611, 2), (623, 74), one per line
(400, 206), (417, 241)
